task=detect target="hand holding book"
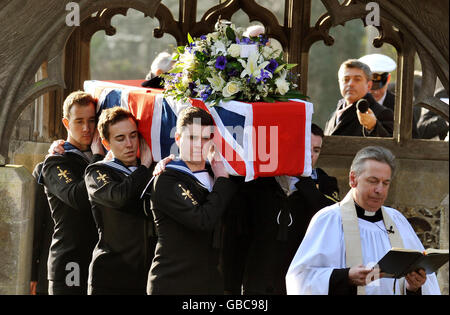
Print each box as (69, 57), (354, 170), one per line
(377, 248), (449, 279)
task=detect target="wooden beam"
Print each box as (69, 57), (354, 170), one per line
(395, 40), (416, 143)
(321, 135), (449, 161)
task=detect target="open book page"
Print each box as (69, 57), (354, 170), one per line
(378, 248), (449, 278)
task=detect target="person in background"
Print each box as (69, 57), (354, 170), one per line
(237, 123), (340, 295)
(358, 54), (396, 112)
(324, 59), (394, 137)
(141, 52), (175, 88)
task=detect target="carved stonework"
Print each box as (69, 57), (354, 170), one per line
(397, 205), (442, 249)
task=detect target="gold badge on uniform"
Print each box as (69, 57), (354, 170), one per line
(178, 184), (198, 206)
(96, 170), (109, 185)
(332, 191), (340, 201)
(57, 166), (73, 183)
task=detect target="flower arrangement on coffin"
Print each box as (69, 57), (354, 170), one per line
(162, 20), (308, 106)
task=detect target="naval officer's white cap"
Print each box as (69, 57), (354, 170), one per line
(358, 53), (396, 73)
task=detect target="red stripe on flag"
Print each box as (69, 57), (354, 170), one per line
(251, 101), (307, 178)
(127, 90), (159, 154)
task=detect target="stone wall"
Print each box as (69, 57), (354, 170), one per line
(0, 166), (35, 294)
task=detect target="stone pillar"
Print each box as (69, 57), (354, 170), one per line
(0, 165), (35, 294)
(438, 195), (449, 295)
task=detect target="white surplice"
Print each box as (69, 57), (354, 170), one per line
(285, 202), (441, 295)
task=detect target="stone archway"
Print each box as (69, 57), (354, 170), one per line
(0, 0), (163, 164)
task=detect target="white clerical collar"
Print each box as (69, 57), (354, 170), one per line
(364, 210), (376, 216)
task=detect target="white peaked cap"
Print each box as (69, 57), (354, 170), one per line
(358, 53), (397, 73)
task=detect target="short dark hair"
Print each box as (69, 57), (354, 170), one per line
(311, 123), (324, 138)
(97, 107), (138, 141)
(176, 106), (214, 133)
(339, 59), (372, 82)
(63, 91), (96, 119)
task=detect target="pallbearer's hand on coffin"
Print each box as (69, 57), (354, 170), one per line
(209, 145), (228, 179)
(91, 130), (105, 156)
(139, 136), (153, 168)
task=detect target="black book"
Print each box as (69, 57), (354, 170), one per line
(377, 248), (449, 279)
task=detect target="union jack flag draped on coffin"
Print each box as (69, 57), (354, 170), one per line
(84, 80), (314, 182)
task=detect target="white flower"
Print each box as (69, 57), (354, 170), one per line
(179, 52), (195, 70)
(207, 72), (226, 92)
(239, 51), (269, 78)
(262, 45), (274, 59)
(275, 69), (290, 95)
(222, 81), (241, 98)
(227, 44), (241, 58)
(275, 78), (289, 95)
(212, 40), (227, 55)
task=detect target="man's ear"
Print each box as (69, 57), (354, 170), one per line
(367, 80), (373, 91)
(174, 132), (181, 146)
(62, 118), (69, 130)
(349, 171), (358, 188)
(387, 73), (391, 84)
(155, 69), (164, 76)
(102, 138), (110, 151)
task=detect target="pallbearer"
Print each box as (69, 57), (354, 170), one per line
(147, 106), (236, 294)
(85, 107), (156, 295)
(41, 91), (103, 295)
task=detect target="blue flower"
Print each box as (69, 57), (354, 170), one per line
(215, 56), (227, 70)
(265, 59), (278, 73)
(201, 87), (213, 102)
(200, 35), (207, 40)
(256, 69), (271, 83)
(259, 35), (269, 46)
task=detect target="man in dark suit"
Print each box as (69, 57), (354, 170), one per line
(232, 123), (340, 295)
(324, 59), (394, 137)
(358, 54), (397, 112)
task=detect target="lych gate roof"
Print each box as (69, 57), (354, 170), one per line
(0, 0), (448, 163)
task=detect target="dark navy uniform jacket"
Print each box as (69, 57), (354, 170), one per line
(147, 159), (236, 295)
(85, 159), (156, 295)
(41, 143), (101, 294)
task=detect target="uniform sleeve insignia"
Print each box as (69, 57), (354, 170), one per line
(332, 191), (340, 201)
(178, 184), (198, 206)
(96, 170), (109, 185)
(57, 166), (73, 183)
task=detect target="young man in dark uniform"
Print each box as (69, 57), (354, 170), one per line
(41, 91), (104, 295)
(85, 107), (156, 295)
(238, 123), (340, 295)
(147, 106), (236, 295)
